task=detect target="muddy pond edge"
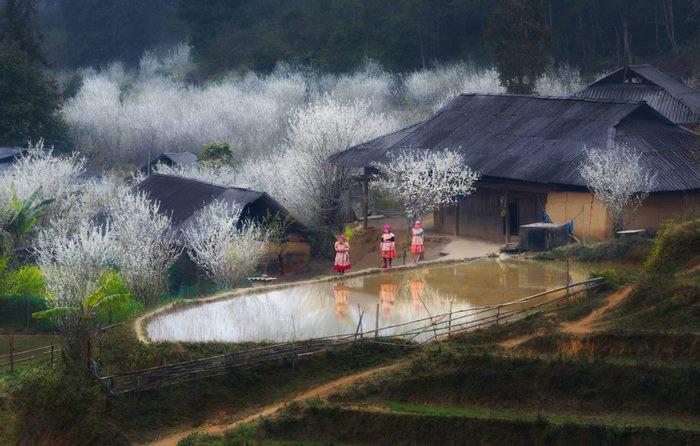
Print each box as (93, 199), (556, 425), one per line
(133, 255), (488, 344)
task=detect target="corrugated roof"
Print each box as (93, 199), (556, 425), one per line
(161, 151), (199, 166)
(572, 65), (700, 124)
(139, 151), (199, 174)
(134, 174), (291, 232)
(0, 146), (25, 163)
(328, 94), (699, 192)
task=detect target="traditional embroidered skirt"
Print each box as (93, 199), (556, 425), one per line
(334, 251), (351, 271)
(381, 249), (396, 259)
(410, 244), (424, 254)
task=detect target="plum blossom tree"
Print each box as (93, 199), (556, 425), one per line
(0, 140), (85, 228)
(273, 95), (399, 227)
(35, 220), (117, 310)
(108, 192), (180, 305)
(579, 143), (657, 235)
(182, 200), (271, 287)
(372, 148), (480, 235)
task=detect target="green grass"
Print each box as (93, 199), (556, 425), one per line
(385, 402), (700, 431)
(4, 340), (409, 445)
(535, 236), (652, 262)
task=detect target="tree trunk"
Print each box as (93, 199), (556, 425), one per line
(661, 0), (679, 53)
(620, 14), (633, 65)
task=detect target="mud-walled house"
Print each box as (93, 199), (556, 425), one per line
(328, 94), (699, 242)
(135, 174), (310, 279)
(571, 64), (700, 132)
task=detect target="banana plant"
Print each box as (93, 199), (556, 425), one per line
(1, 186), (54, 255)
(33, 271), (134, 369)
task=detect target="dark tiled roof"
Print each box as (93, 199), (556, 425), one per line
(160, 151), (199, 166)
(134, 174), (304, 232)
(572, 65), (700, 124)
(0, 146), (25, 163)
(328, 94), (699, 192)
(139, 151), (199, 174)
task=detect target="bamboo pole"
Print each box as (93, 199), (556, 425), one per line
(375, 303), (379, 339)
(448, 301), (453, 339)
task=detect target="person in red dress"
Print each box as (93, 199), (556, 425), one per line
(379, 224), (396, 269)
(333, 235), (351, 274)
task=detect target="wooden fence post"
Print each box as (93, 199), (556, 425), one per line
(9, 331), (14, 373)
(375, 303), (379, 339)
(496, 305), (501, 325)
(448, 301), (453, 339)
(50, 343), (55, 366)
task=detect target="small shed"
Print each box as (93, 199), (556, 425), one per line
(519, 223), (569, 251)
(0, 146), (27, 173)
(135, 174), (310, 276)
(139, 151), (199, 175)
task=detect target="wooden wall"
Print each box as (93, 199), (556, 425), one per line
(434, 187), (545, 241)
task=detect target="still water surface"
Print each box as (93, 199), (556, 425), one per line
(147, 259), (604, 343)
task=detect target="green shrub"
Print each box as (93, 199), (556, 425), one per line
(644, 219), (700, 276)
(537, 236), (652, 262)
(9, 365), (126, 445)
(0, 295), (54, 330)
(200, 141), (233, 166)
(5, 265), (47, 297)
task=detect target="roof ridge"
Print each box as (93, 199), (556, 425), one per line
(457, 92), (645, 105)
(150, 172), (264, 195)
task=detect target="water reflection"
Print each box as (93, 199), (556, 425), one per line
(333, 283), (350, 319)
(147, 259), (598, 343)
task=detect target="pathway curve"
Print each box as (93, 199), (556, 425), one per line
(561, 286), (632, 335)
(144, 363), (403, 446)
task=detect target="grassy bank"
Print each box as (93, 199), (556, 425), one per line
(187, 220), (699, 446)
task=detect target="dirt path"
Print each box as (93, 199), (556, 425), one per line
(561, 286), (632, 335)
(499, 334), (536, 349)
(144, 363), (402, 446)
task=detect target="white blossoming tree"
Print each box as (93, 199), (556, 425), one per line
(579, 143), (657, 235)
(182, 200), (271, 287)
(372, 148), (480, 236)
(108, 192), (181, 305)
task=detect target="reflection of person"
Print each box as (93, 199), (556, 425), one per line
(410, 279), (424, 311)
(410, 221), (425, 263)
(380, 283), (397, 316)
(380, 224), (396, 269)
(333, 283), (351, 318)
(333, 235), (351, 274)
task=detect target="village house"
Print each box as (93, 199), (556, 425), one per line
(0, 146), (26, 173)
(328, 94), (699, 242)
(571, 64), (700, 132)
(139, 151), (199, 175)
(135, 173), (310, 276)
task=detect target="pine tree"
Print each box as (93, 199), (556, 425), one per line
(0, 0), (69, 148)
(485, 0), (550, 94)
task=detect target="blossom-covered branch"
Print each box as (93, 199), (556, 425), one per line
(579, 143), (657, 234)
(372, 148), (480, 232)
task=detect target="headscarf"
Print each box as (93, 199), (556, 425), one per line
(414, 220), (422, 228)
(337, 234), (346, 242)
(383, 224), (392, 232)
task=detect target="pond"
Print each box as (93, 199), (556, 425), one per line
(146, 259), (609, 344)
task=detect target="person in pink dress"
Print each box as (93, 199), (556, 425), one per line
(410, 220), (425, 263)
(333, 235), (351, 274)
(379, 224), (396, 269)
